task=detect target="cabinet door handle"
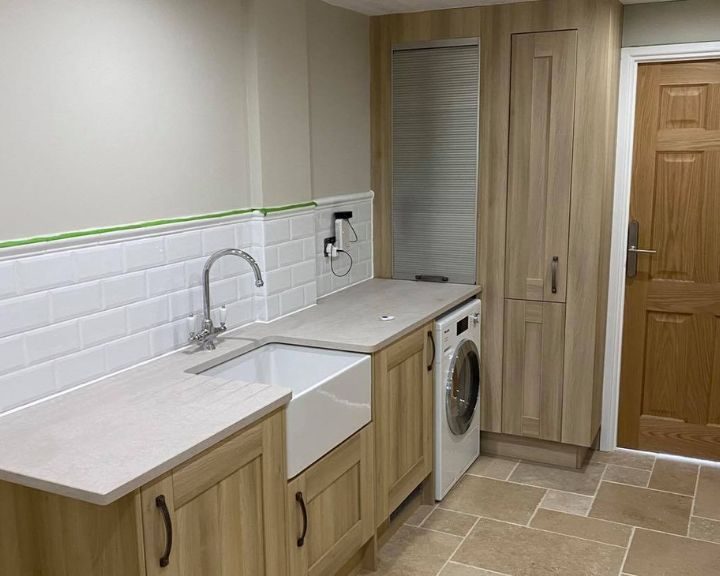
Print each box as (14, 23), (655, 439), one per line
(296, 491), (308, 547)
(551, 257), (559, 294)
(427, 331), (436, 372)
(155, 495), (173, 568)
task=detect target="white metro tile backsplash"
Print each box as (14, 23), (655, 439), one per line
(0, 193), (373, 414)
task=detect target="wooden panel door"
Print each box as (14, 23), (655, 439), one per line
(505, 30), (577, 303)
(288, 425), (374, 576)
(374, 325), (433, 525)
(619, 60), (720, 460)
(141, 411), (288, 576)
(503, 299), (565, 441)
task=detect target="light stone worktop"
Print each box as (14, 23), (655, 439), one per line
(0, 279), (480, 505)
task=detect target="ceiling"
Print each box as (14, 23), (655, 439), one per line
(324, 0), (676, 16)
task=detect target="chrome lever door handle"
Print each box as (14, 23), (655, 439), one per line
(628, 246), (657, 254)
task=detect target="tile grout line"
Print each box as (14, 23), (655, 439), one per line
(600, 479), (695, 499)
(688, 464), (702, 536)
(434, 515), (481, 576)
(445, 559), (511, 576)
(619, 526), (636, 576)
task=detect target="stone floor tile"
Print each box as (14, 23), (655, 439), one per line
(371, 525), (462, 576)
(694, 465), (720, 520)
(530, 508), (632, 547)
(589, 482), (692, 535)
(424, 508), (478, 537)
(539, 489), (594, 516)
(405, 504), (435, 527)
(509, 461), (605, 496)
(603, 464), (651, 487)
(689, 516), (720, 544)
(466, 455), (518, 481)
(441, 476), (545, 525)
(624, 528), (720, 576)
(439, 561), (509, 575)
(452, 517), (625, 576)
(648, 457), (698, 496)
(590, 449), (655, 471)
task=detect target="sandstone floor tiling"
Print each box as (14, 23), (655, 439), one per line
(539, 489), (594, 516)
(590, 449), (655, 471)
(467, 455), (518, 481)
(530, 508), (632, 547)
(589, 482), (692, 535)
(452, 517), (626, 576)
(406, 504), (436, 527)
(648, 457), (698, 496)
(694, 465), (720, 520)
(509, 461), (605, 496)
(370, 525), (462, 576)
(689, 516), (720, 544)
(439, 561), (509, 576)
(441, 476), (545, 525)
(424, 508), (478, 537)
(624, 528), (720, 576)
(603, 464), (651, 487)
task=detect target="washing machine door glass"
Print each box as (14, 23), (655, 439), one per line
(445, 339), (480, 436)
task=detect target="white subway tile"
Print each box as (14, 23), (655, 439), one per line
(350, 261), (371, 285)
(102, 272), (147, 309)
(303, 237), (315, 260)
(280, 287), (305, 316)
(317, 274), (332, 297)
(150, 321), (187, 356)
(127, 297), (169, 334)
(80, 309), (127, 347)
(235, 223), (252, 247)
(25, 321), (80, 364)
(54, 347), (106, 390)
(185, 257), (221, 288)
(165, 231), (203, 263)
(263, 219), (291, 245)
(0, 293), (51, 337)
(0, 262), (18, 298)
(72, 245), (123, 281)
(354, 202), (371, 222)
(277, 241), (304, 267)
(169, 287), (203, 321)
(331, 272), (351, 292)
(202, 226), (235, 255)
(210, 278), (239, 307)
(223, 299), (253, 328)
(263, 295), (280, 321)
(291, 214), (315, 239)
(105, 333), (151, 373)
(265, 268), (292, 295)
(16, 253), (74, 293)
(50, 282), (102, 322)
(124, 238), (166, 271)
(0, 363), (56, 414)
(237, 273), (255, 297)
(303, 283), (317, 306)
(147, 263), (185, 297)
(292, 261), (316, 287)
(0, 335), (26, 375)
(250, 220), (265, 245)
(223, 253), (260, 278)
(260, 247), (279, 271)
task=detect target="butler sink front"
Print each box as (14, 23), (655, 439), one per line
(201, 343), (372, 478)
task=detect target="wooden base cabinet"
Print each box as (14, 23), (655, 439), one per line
(373, 325), (434, 526)
(0, 410), (288, 576)
(287, 425), (375, 576)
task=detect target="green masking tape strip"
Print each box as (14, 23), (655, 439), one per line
(0, 202), (318, 250)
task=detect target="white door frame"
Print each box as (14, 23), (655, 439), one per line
(601, 41), (720, 452)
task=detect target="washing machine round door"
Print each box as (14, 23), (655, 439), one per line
(445, 339), (480, 436)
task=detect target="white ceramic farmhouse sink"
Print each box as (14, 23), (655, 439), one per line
(201, 343), (371, 478)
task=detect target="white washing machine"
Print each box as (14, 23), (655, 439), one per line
(434, 298), (481, 500)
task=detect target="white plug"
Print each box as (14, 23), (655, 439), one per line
(334, 219), (346, 252)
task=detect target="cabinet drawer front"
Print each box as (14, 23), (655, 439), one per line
(289, 425), (374, 576)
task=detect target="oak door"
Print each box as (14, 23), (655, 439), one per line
(502, 299), (565, 441)
(141, 412), (288, 576)
(505, 30), (577, 303)
(288, 425), (374, 576)
(619, 60), (720, 460)
(374, 325), (434, 525)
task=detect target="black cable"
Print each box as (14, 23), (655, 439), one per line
(344, 218), (358, 243)
(330, 249), (353, 277)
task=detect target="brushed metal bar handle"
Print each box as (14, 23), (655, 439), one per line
(296, 492), (308, 547)
(551, 257), (559, 294)
(628, 246), (657, 254)
(155, 495), (173, 568)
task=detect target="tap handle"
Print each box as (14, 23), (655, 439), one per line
(219, 306), (228, 327)
(187, 315), (197, 337)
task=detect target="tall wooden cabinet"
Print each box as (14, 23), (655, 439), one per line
(502, 30), (576, 443)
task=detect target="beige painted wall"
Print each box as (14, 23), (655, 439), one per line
(307, 0), (371, 198)
(0, 0), (251, 240)
(623, 0), (720, 46)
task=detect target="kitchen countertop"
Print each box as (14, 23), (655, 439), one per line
(0, 279), (480, 505)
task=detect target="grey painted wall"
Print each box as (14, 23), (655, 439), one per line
(623, 0), (720, 47)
